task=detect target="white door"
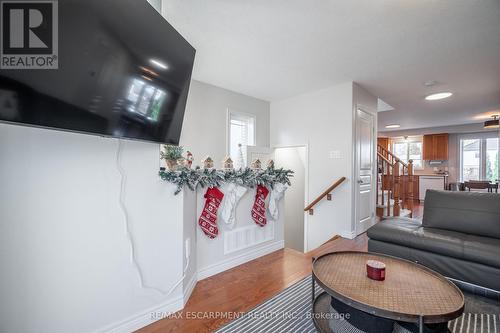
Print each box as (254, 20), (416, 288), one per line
(355, 109), (376, 235)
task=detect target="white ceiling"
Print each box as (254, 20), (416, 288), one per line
(162, 0), (500, 131)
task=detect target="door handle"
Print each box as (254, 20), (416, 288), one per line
(357, 179), (363, 184)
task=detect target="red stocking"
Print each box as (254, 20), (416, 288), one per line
(198, 187), (224, 239)
(251, 185), (269, 227)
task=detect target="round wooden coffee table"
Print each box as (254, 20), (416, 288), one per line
(311, 251), (465, 333)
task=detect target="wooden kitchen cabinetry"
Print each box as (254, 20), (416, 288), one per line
(378, 137), (390, 151)
(423, 133), (449, 160)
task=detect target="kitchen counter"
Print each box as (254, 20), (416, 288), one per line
(418, 175), (448, 201)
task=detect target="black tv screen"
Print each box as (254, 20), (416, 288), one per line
(0, 0), (195, 144)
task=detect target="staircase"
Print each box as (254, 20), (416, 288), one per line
(376, 144), (415, 218)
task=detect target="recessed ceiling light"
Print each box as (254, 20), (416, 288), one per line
(150, 59), (168, 70)
(425, 92), (453, 101)
(385, 124), (401, 129)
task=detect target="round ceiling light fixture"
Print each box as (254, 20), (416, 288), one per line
(385, 124), (401, 129)
(425, 92), (453, 101)
(484, 115), (499, 129)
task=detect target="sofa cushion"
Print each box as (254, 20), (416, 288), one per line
(422, 190), (500, 239)
(367, 217), (421, 244)
(463, 235), (500, 269)
(410, 227), (466, 260)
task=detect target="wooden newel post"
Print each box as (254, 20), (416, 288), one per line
(393, 160), (401, 216)
(408, 159), (414, 218)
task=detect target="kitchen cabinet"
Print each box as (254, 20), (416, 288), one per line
(378, 137), (389, 151)
(423, 134), (449, 160)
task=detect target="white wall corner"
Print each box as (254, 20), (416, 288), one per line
(197, 240), (285, 280)
(183, 272), (198, 306)
(96, 295), (183, 333)
(339, 230), (356, 240)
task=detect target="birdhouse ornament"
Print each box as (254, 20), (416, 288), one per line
(222, 156), (234, 170)
(267, 159), (275, 169)
(202, 156), (214, 169)
(251, 158), (262, 170)
(185, 151), (194, 168)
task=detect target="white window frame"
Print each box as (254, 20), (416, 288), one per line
(226, 109), (256, 166)
(391, 136), (424, 170)
(458, 132), (499, 182)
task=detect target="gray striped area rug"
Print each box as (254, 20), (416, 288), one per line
(215, 275), (500, 333)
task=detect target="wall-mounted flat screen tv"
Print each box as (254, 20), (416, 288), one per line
(0, 0), (195, 145)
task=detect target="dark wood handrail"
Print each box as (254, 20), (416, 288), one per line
(377, 152), (392, 165)
(304, 177), (346, 214)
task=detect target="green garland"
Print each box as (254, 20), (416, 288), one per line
(159, 166), (294, 195)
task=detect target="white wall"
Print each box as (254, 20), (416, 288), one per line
(0, 124), (190, 333)
(180, 80), (270, 167)
(271, 82), (355, 250)
(271, 82), (377, 249)
(275, 146), (306, 252)
(0, 79), (275, 332)
(179, 80), (282, 278)
(196, 186), (284, 279)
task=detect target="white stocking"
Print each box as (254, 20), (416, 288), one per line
(268, 183), (287, 220)
(219, 183), (247, 230)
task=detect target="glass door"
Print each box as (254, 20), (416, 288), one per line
(486, 138), (499, 182)
(460, 139), (481, 181)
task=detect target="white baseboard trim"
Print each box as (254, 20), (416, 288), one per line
(96, 241), (285, 333)
(183, 272), (197, 306)
(340, 230), (356, 239)
(197, 240), (285, 280)
(98, 272), (198, 333)
(96, 295), (183, 333)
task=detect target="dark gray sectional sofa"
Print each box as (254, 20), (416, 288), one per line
(368, 190), (500, 292)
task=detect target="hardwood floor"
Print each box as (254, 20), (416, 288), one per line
(138, 202), (423, 333)
(138, 234), (368, 333)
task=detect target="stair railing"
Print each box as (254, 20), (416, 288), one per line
(304, 177), (346, 215)
(377, 144), (414, 218)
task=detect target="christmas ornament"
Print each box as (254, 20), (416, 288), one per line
(251, 185), (269, 227)
(268, 183), (287, 220)
(219, 183), (247, 229)
(202, 156), (214, 169)
(235, 143), (245, 169)
(159, 166), (293, 195)
(267, 159), (275, 169)
(251, 159), (262, 170)
(185, 151), (194, 168)
(222, 156), (234, 170)
(160, 145), (183, 171)
(198, 187), (224, 238)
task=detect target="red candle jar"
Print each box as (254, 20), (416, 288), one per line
(367, 260), (386, 281)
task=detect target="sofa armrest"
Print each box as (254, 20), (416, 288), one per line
(367, 217), (421, 245)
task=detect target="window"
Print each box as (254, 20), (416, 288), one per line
(391, 137), (423, 169)
(126, 78), (166, 122)
(460, 135), (499, 182)
(228, 111), (255, 167)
